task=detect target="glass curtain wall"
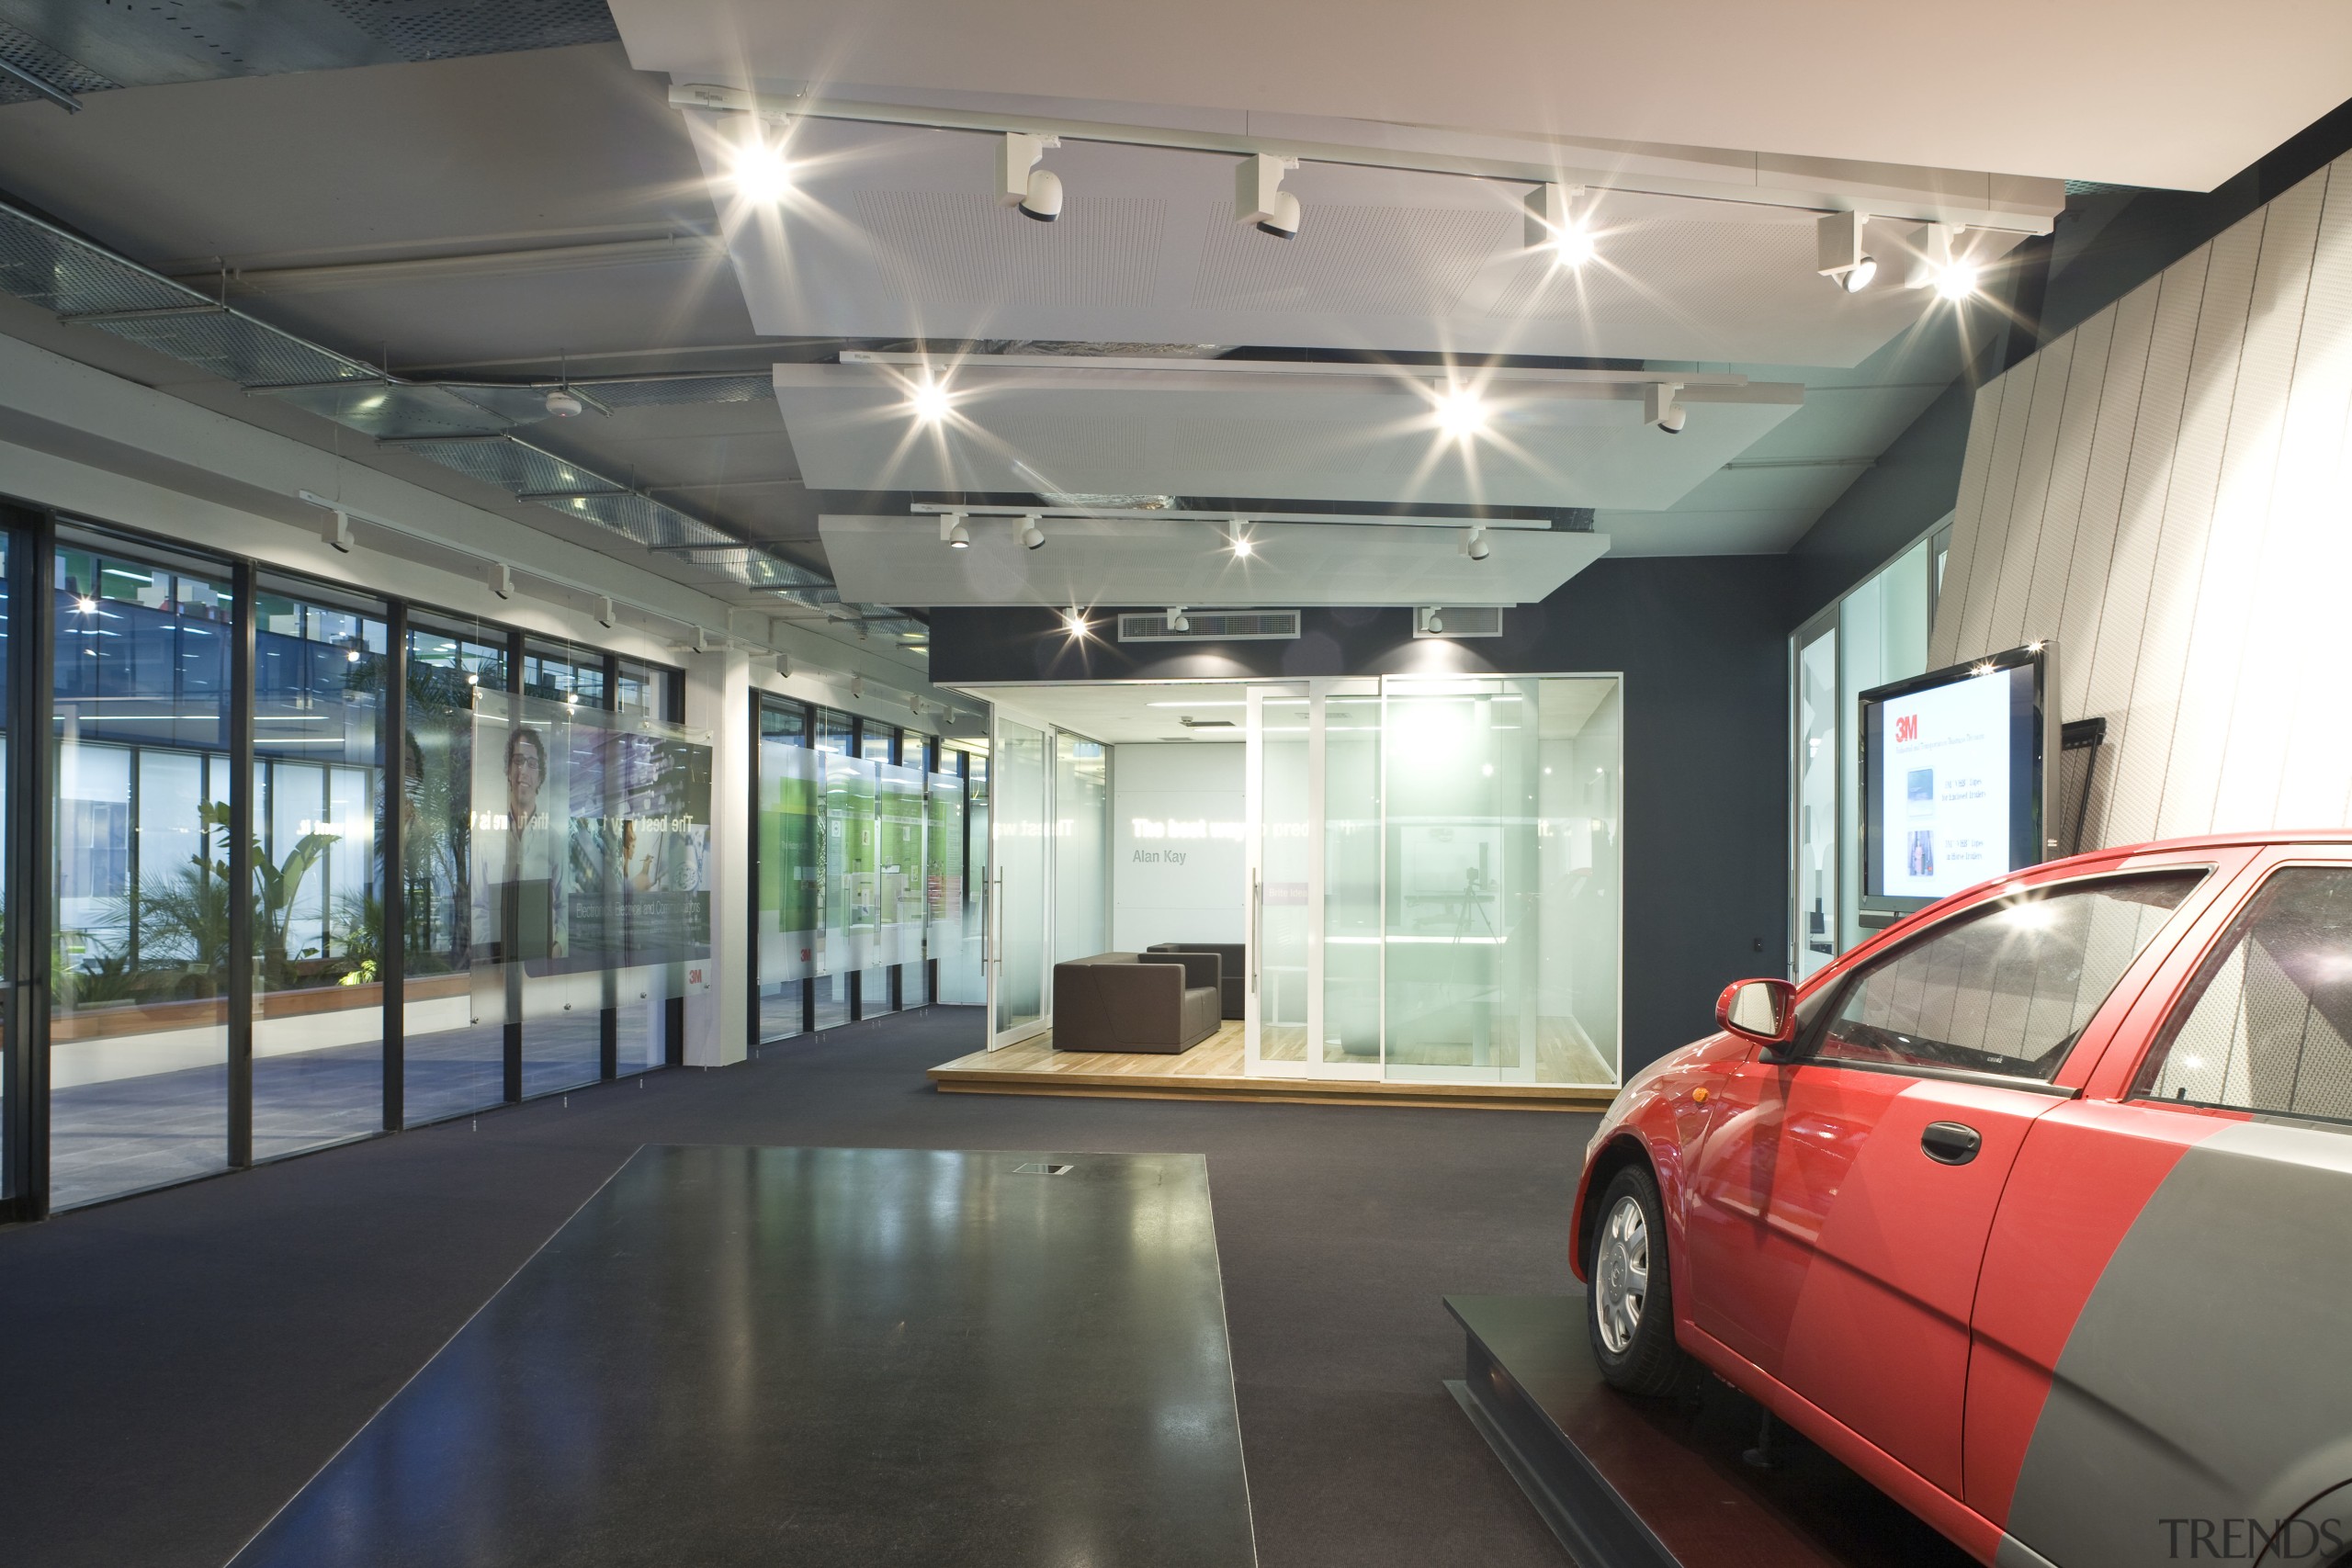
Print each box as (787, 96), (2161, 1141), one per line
(922, 748), (965, 1008)
(755, 697), (814, 1041)
(875, 750), (925, 1010)
(401, 620), (507, 1124)
(989, 716), (1048, 1044)
(49, 535), (236, 1208)
(251, 580), (387, 1160)
(615, 660), (687, 1074)
(938, 745), (988, 1005)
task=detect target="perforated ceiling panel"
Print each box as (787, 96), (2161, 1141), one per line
(775, 362), (1800, 510)
(684, 113), (2030, 368)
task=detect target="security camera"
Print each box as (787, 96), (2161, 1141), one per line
(1019, 168), (1063, 223)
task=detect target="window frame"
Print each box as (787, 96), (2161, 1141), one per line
(1785, 865), (2218, 1099)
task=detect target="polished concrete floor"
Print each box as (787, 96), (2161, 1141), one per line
(1, 1006), (1594, 1568)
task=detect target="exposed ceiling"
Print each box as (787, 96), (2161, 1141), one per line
(613, 0), (2352, 191)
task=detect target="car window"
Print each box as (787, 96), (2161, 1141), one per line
(1811, 873), (2206, 1082)
(2133, 867), (2352, 1127)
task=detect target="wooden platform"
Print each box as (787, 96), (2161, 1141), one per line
(928, 1022), (1615, 1111)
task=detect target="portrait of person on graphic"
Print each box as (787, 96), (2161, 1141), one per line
(476, 719), (564, 968)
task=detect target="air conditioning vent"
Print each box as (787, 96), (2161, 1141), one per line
(1412, 606), (1505, 639)
(1118, 610), (1301, 642)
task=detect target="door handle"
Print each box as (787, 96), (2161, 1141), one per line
(1921, 1121), (1982, 1166)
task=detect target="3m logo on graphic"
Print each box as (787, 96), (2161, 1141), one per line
(1895, 715), (1920, 742)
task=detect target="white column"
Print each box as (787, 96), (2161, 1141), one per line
(685, 647), (751, 1066)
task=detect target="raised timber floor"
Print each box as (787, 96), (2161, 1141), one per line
(930, 1021), (1616, 1111)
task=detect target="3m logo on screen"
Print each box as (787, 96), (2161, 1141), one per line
(1894, 715), (1920, 742)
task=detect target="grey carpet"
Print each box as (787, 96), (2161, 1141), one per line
(0, 1005), (1593, 1568)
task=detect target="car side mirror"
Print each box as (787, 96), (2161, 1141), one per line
(1716, 977), (1798, 1054)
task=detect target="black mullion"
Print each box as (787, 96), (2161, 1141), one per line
(599, 649), (617, 1081)
(227, 559), (255, 1168)
(503, 626), (524, 1104)
(381, 600), (407, 1132)
(747, 685), (763, 1054)
(6, 512), (55, 1219)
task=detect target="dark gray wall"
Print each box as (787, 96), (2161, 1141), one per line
(931, 555), (1792, 1071)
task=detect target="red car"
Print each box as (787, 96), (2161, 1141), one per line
(1572, 833), (2352, 1568)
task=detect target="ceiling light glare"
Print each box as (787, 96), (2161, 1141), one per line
(75, 595), (96, 613)
(1435, 387), (1487, 440)
(909, 378), (952, 423)
(1229, 526), (1254, 558)
(729, 137), (794, 203)
(1934, 260), (1981, 300)
(1063, 607), (1088, 637)
(1524, 184), (1593, 267)
(1020, 518), (1046, 551)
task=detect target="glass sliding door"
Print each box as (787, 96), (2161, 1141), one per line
(400, 622), (507, 1125)
(250, 581), (388, 1160)
(1245, 688), (1312, 1071)
(1320, 682), (1383, 1069)
(987, 713), (1048, 1047)
(49, 533), (236, 1207)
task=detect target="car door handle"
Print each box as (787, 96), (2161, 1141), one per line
(1921, 1121), (1983, 1166)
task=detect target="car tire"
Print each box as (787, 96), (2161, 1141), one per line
(1586, 1162), (1694, 1398)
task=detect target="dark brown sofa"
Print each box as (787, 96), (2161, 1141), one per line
(1146, 942), (1245, 1019)
(1052, 952), (1222, 1054)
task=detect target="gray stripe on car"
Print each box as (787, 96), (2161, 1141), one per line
(2001, 1120), (2352, 1568)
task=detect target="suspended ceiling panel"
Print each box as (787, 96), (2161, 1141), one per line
(818, 514), (1608, 607)
(775, 360), (1800, 509)
(686, 117), (2023, 368)
(618, 0), (2352, 190)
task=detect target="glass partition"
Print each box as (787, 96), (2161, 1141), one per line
(401, 624), (506, 1124)
(602, 707), (707, 1074)
(922, 762), (966, 1007)
(938, 748), (988, 1006)
(875, 758), (926, 1009)
(1322, 684), (1382, 1067)
(989, 716), (1047, 1044)
(1051, 732), (1108, 976)
(250, 581), (387, 1159)
(1249, 692), (1311, 1066)
(49, 536), (235, 1207)
(1379, 676), (1619, 1085)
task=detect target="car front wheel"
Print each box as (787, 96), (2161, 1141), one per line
(1587, 1162), (1694, 1397)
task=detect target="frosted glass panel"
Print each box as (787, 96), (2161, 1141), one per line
(1256, 695), (1310, 1065)
(992, 720), (1046, 1038)
(1052, 733), (1108, 970)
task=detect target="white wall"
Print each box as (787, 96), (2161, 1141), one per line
(1112, 743), (1246, 951)
(1932, 152), (2352, 849)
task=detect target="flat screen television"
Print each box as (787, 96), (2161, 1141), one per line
(1858, 642), (2056, 919)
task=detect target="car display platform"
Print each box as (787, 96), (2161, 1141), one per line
(1445, 1295), (1972, 1568)
(230, 1145), (1258, 1568)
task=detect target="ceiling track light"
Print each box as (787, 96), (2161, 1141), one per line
(1417, 606), (1446, 635)
(1236, 152), (1302, 239)
(1643, 381), (1687, 434)
(1817, 210), (1877, 293)
(325, 508), (354, 554)
(596, 595), (616, 629)
(940, 513), (971, 548)
(775, 653), (792, 679)
(1063, 606), (1089, 636)
(729, 132), (795, 203)
(851, 675), (865, 699)
(1227, 522), (1254, 558)
(1461, 526), (1490, 561)
(488, 562), (513, 601)
(1000, 131), (1064, 221)
(1524, 183), (1594, 267)
(1020, 516), (1046, 550)
(1909, 221), (1980, 300)
(1167, 605), (1191, 632)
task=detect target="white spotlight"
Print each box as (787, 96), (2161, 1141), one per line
(326, 509), (354, 554)
(909, 378), (952, 423)
(1935, 259), (1980, 300)
(1463, 526), (1490, 561)
(1063, 607), (1088, 636)
(488, 562), (513, 601)
(1907, 222), (1980, 300)
(1524, 183), (1594, 267)
(1020, 517), (1046, 550)
(1418, 606), (1445, 635)
(545, 388), (583, 418)
(729, 137), (794, 203)
(1000, 132), (1064, 222)
(1168, 606), (1191, 632)
(1237, 152), (1302, 239)
(596, 595), (616, 629)
(775, 653), (792, 679)
(1435, 387), (1487, 440)
(1816, 210), (1877, 293)
(851, 676), (865, 699)
(1643, 381), (1687, 434)
(940, 513), (971, 549)
(1228, 522), (1255, 558)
